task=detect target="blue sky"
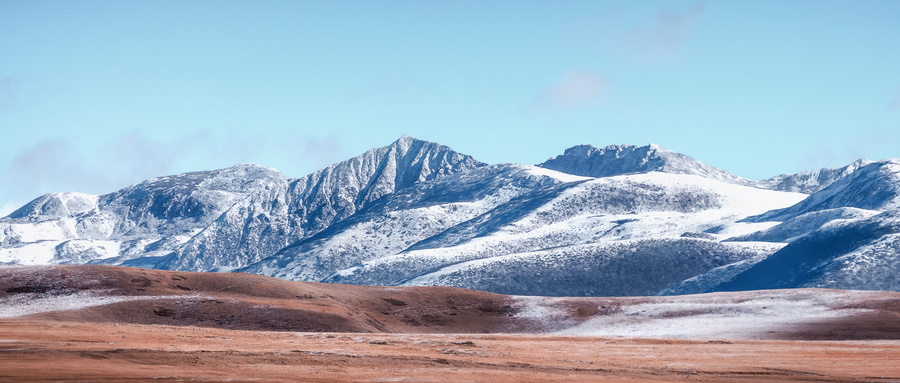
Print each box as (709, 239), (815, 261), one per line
(2, 0), (899, 215)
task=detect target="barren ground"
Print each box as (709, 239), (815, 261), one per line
(1, 265), (899, 382)
(2, 319), (899, 382)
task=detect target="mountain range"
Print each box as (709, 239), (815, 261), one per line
(2, 135), (898, 297)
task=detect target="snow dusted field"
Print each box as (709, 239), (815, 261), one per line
(515, 289), (885, 339)
(0, 291), (156, 318)
(2, 265), (899, 343)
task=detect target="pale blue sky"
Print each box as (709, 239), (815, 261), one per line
(2, 0), (899, 215)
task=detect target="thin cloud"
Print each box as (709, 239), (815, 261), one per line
(571, 2), (705, 61)
(800, 141), (840, 170)
(7, 138), (113, 198)
(628, 2), (705, 59)
(890, 89), (900, 111)
(0, 76), (19, 112)
(295, 134), (345, 171)
(847, 128), (900, 161)
(801, 128), (900, 171)
(532, 71), (609, 110)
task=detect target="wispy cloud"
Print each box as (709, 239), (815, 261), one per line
(294, 134), (345, 170)
(571, 2), (705, 61)
(801, 127), (900, 170)
(531, 71), (609, 110)
(0, 76), (20, 112)
(8, 138), (112, 197)
(889, 88), (900, 111)
(800, 141), (840, 170)
(627, 2), (705, 59)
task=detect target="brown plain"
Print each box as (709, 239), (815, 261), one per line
(1, 265), (899, 382)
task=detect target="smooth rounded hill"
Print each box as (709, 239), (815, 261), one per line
(3, 265), (900, 340)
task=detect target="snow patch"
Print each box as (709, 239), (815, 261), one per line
(524, 166), (593, 183)
(546, 290), (874, 339)
(0, 291), (152, 318)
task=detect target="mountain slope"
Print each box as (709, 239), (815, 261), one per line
(240, 164), (580, 281)
(538, 143), (754, 186)
(746, 160), (900, 223)
(315, 173), (805, 296)
(156, 135), (485, 272)
(1, 136), (484, 272)
(757, 159), (873, 194)
(1, 164), (287, 265)
(3, 137), (900, 298)
(540, 143), (871, 194)
(713, 211), (900, 292)
(662, 160), (900, 295)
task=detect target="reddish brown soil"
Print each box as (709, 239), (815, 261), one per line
(1, 265), (526, 333)
(2, 265), (900, 381)
(1, 318), (899, 382)
(5, 265), (900, 339)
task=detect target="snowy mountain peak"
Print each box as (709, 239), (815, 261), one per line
(394, 134), (417, 149)
(757, 158), (876, 194)
(5, 192), (99, 220)
(747, 158), (900, 222)
(538, 143), (751, 186)
(4, 136), (900, 298)
(156, 136), (487, 272)
(286, 136), (486, 230)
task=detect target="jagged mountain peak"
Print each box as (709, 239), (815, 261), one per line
(758, 158), (875, 194)
(538, 143), (751, 186)
(285, 136), (486, 233)
(3, 164), (285, 223)
(748, 158), (900, 222)
(154, 135), (487, 273)
(5, 136), (900, 297)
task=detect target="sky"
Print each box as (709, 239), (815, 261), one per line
(1, 0), (899, 216)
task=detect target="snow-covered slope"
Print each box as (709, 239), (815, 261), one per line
(3, 136), (899, 297)
(712, 211), (900, 292)
(540, 143), (871, 195)
(746, 160), (900, 223)
(661, 160), (900, 295)
(538, 144), (755, 186)
(155, 135), (484, 272)
(757, 159), (872, 194)
(1, 164), (285, 265)
(1, 136), (483, 271)
(313, 173), (805, 296)
(240, 164), (575, 281)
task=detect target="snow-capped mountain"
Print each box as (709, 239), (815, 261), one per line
(241, 164), (581, 282)
(537, 143), (868, 194)
(663, 159), (900, 295)
(315, 172), (804, 296)
(538, 143), (755, 186)
(156, 135), (484, 272)
(1, 164), (286, 265)
(2, 136), (899, 297)
(1, 136), (483, 271)
(756, 159), (873, 194)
